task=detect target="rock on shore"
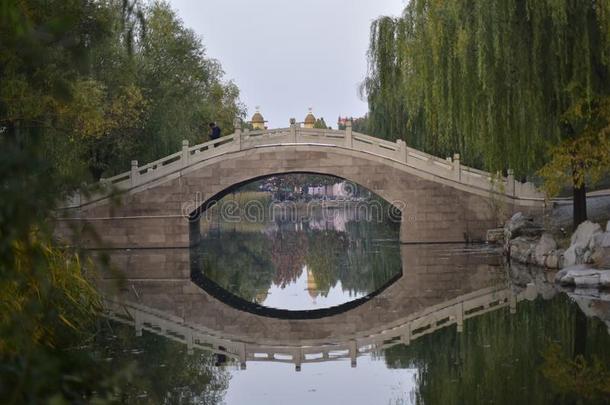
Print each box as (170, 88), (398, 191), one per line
(500, 213), (610, 289)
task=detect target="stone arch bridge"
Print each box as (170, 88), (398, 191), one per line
(57, 120), (545, 248)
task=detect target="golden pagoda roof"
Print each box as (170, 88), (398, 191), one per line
(304, 110), (316, 124)
(251, 112), (264, 124)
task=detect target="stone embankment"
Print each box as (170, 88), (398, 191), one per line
(490, 213), (610, 289)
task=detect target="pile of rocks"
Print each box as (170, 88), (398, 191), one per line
(497, 212), (610, 289)
(501, 212), (563, 269)
(555, 265), (610, 289)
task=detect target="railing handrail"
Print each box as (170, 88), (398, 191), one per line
(101, 284), (534, 369)
(70, 124), (544, 209)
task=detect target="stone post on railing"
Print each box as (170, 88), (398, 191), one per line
(506, 169), (515, 196)
(452, 153), (461, 181)
(185, 330), (194, 355)
(509, 291), (517, 314)
(349, 340), (357, 368)
(181, 140), (189, 167)
(344, 119), (353, 148)
(294, 347), (302, 372)
(456, 301), (464, 333)
(238, 343), (247, 370)
(400, 323), (411, 345)
(134, 311), (143, 336)
(290, 118), (297, 143)
(234, 118), (242, 151)
(130, 160), (139, 187)
(397, 139), (407, 163)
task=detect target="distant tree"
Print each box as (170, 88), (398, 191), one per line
(314, 117), (328, 129)
(337, 116), (371, 135)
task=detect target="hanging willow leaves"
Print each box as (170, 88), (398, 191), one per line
(363, 0), (610, 179)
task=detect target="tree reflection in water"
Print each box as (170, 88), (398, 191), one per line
(383, 294), (610, 405)
(192, 217), (401, 311)
(89, 321), (229, 404)
(191, 173), (402, 312)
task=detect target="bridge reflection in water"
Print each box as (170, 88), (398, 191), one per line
(97, 244), (524, 371)
(189, 194), (404, 318)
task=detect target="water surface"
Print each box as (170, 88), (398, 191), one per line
(91, 174), (610, 404)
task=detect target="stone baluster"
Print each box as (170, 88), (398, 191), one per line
(186, 330), (194, 355)
(294, 347), (302, 372)
(509, 290), (517, 314)
(130, 160), (139, 187)
(400, 323), (412, 345)
(456, 301), (464, 332)
(349, 340), (358, 368)
(234, 118), (242, 151)
(238, 343), (247, 370)
(290, 118), (297, 143)
(507, 169), (515, 196)
(134, 311), (142, 337)
(452, 153), (461, 181)
(344, 119), (353, 148)
(397, 139), (407, 163)
(181, 140), (190, 167)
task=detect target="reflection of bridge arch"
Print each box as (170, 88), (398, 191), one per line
(57, 123), (544, 248)
(95, 244), (519, 370)
(103, 284), (539, 371)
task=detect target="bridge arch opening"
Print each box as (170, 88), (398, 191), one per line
(188, 172), (403, 319)
(187, 171), (403, 223)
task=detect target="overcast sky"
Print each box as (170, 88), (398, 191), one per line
(167, 0), (405, 129)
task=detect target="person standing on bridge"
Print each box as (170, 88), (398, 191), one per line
(208, 122), (221, 142)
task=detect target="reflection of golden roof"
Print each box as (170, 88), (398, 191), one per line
(306, 268), (318, 299)
(255, 290), (269, 304)
(251, 112), (264, 124)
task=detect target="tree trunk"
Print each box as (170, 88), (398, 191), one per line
(573, 182), (587, 230)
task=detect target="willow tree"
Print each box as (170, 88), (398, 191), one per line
(364, 0), (610, 226)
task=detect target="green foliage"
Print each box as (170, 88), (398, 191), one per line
(195, 231), (277, 303)
(194, 184), (402, 302)
(0, 0), (244, 401)
(0, 237), (107, 403)
(338, 115), (371, 134)
(0, 238), (100, 355)
(351, 115), (370, 134)
(363, 0), (610, 178)
(384, 294), (610, 404)
(542, 342), (610, 402)
(313, 117), (328, 129)
(538, 96), (610, 197)
(133, 1), (244, 166)
(89, 321), (230, 403)
(1, 0), (245, 181)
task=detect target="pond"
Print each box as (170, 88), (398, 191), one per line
(89, 174), (610, 404)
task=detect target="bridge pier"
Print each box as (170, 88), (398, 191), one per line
(398, 192), (498, 244)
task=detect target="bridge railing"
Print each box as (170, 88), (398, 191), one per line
(65, 119), (543, 208)
(101, 284), (538, 370)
